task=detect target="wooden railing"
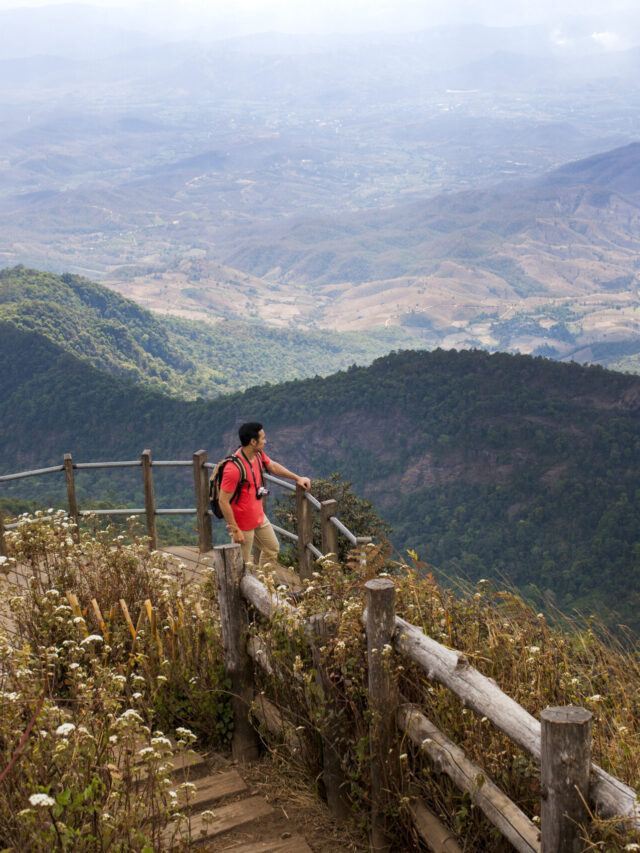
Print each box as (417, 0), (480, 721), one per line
(3, 454), (639, 851)
(0, 450), (370, 573)
(212, 545), (640, 853)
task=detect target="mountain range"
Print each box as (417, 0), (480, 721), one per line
(1, 11), (640, 373)
(1, 272), (638, 632)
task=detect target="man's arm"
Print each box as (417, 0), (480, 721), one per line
(266, 460), (310, 491)
(218, 489), (244, 543)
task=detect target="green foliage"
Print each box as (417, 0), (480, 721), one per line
(1, 327), (639, 635)
(0, 266), (414, 399)
(272, 473), (393, 566)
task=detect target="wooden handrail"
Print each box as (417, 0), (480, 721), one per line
(214, 548), (639, 851)
(0, 451), (366, 559)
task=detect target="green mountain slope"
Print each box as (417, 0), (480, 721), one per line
(0, 266), (413, 398)
(1, 329), (638, 631)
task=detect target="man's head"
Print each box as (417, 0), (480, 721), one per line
(239, 421), (264, 447)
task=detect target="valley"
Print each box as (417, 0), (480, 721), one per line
(1, 16), (640, 371)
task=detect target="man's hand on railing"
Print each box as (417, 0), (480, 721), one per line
(295, 476), (311, 491)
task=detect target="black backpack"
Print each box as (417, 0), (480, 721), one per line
(209, 453), (264, 519)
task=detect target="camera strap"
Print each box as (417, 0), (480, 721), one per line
(240, 449), (264, 498)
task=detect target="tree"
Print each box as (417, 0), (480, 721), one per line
(272, 473), (392, 566)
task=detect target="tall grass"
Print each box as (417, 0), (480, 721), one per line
(0, 512), (229, 851)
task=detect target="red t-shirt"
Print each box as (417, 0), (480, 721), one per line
(220, 449), (271, 531)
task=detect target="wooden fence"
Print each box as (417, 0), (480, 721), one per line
(213, 544), (640, 853)
(2, 452), (639, 851)
(0, 449), (371, 576)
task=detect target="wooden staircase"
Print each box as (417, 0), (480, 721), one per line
(158, 748), (314, 851)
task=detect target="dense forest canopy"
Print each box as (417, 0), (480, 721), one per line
(1, 307), (638, 631)
(0, 266), (412, 398)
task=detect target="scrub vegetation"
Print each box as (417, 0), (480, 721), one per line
(2, 515), (640, 850)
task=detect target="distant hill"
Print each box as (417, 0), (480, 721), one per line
(0, 267), (414, 398)
(544, 141), (640, 194)
(1, 331), (638, 633)
(207, 141), (640, 369)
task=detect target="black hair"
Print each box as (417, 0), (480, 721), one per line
(238, 421), (263, 447)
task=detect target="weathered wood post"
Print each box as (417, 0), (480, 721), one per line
(141, 449), (158, 551)
(365, 577), (401, 852)
(213, 543), (260, 763)
(541, 706), (593, 853)
(321, 499), (339, 558)
(296, 483), (313, 581)
(0, 504), (6, 557)
(63, 453), (79, 532)
(308, 612), (351, 821)
(193, 449), (213, 553)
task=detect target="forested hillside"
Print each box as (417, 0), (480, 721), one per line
(0, 267), (411, 398)
(1, 326), (638, 631)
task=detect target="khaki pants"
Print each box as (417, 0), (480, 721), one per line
(238, 517), (280, 567)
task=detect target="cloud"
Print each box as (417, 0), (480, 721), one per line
(591, 30), (620, 50)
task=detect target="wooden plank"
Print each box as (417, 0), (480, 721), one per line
(162, 546), (214, 569)
(409, 799), (463, 853)
(399, 704), (540, 853)
(132, 749), (210, 784)
(184, 769), (247, 809)
(393, 615), (640, 828)
(252, 694), (310, 763)
(162, 794), (274, 847)
(170, 750), (209, 775)
(218, 836), (314, 852)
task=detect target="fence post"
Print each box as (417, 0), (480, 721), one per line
(365, 577), (400, 852)
(141, 449), (158, 551)
(0, 504), (6, 557)
(64, 453), (79, 531)
(321, 499), (339, 558)
(297, 483), (313, 581)
(541, 706), (592, 853)
(213, 543), (260, 763)
(193, 449), (213, 553)
(309, 612), (351, 820)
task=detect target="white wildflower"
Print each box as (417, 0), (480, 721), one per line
(138, 747), (157, 759)
(117, 709), (143, 723)
(175, 727), (195, 741)
(81, 635), (104, 646)
(55, 723), (76, 737)
(29, 793), (55, 808)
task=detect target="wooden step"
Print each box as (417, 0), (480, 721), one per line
(178, 769), (247, 810)
(218, 836), (314, 852)
(162, 794), (274, 848)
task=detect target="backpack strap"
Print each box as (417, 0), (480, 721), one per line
(227, 454), (247, 505)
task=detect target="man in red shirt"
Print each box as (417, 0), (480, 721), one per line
(218, 421), (310, 566)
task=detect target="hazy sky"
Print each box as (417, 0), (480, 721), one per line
(0, 0), (636, 26)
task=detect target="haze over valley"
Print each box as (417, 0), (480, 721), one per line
(1, 2), (640, 371)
